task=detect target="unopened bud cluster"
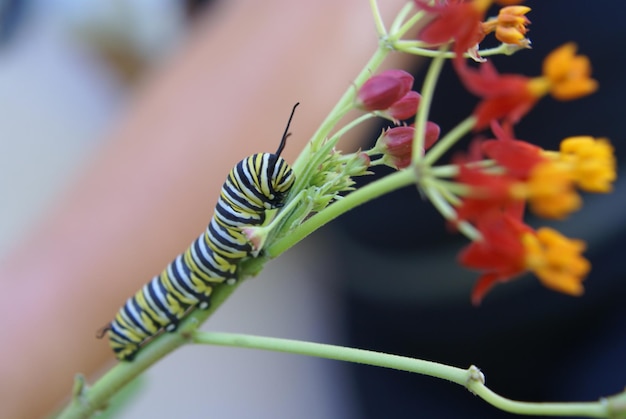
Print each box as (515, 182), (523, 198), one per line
(308, 149), (372, 211)
(354, 69), (441, 169)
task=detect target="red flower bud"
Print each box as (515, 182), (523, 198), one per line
(386, 91), (422, 121)
(376, 121), (440, 170)
(423, 121), (441, 150)
(379, 126), (415, 169)
(357, 69), (414, 111)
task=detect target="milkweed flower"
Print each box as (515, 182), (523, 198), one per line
(454, 127), (611, 220)
(481, 6), (531, 47)
(507, 135), (616, 218)
(416, 0), (526, 59)
(460, 211), (590, 304)
(356, 69), (414, 111)
(523, 227), (590, 298)
(481, 121), (545, 179)
(557, 136), (616, 192)
(454, 60), (538, 130)
(454, 163), (520, 223)
(535, 43), (599, 101)
(510, 161), (582, 219)
(455, 43), (598, 130)
(454, 126), (545, 222)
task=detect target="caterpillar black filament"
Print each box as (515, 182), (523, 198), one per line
(103, 104), (298, 361)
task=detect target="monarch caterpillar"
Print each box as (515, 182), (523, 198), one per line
(103, 104), (298, 361)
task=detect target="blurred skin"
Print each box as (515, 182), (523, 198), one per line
(0, 0), (409, 417)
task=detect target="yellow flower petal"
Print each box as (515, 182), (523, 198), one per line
(524, 161), (581, 218)
(523, 228), (589, 296)
(560, 136), (616, 192)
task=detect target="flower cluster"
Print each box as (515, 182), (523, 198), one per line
(289, 1), (615, 306)
(356, 69), (441, 169)
(404, 1), (613, 303)
(459, 210), (591, 305)
(453, 126), (614, 303)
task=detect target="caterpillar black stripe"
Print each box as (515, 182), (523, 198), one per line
(103, 104), (298, 361)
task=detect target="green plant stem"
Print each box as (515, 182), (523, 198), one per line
(429, 159), (496, 178)
(423, 115), (476, 166)
(420, 179), (480, 241)
(192, 331), (611, 418)
(412, 44), (448, 166)
(290, 47), (390, 194)
(395, 41), (513, 59)
(389, 8), (424, 42)
(193, 331), (470, 385)
(369, 0), (387, 37)
(328, 113), (376, 145)
(268, 167), (416, 257)
(395, 43), (457, 58)
(470, 385), (609, 418)
(388, 2), (416, 36)
(56, 283), (240, 419)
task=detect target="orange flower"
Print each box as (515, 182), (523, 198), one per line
(528, 43), (598, 100)
(481, 5), (531, 47)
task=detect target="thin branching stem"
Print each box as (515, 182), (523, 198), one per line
(269, 168), (416, 257)
(193, 331), (612, 418)
(56, 284), (240, 419)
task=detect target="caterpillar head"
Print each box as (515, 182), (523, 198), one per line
(265, 153), (295, 207)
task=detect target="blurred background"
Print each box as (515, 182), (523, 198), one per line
(0, 1), (625, 418)
(0, 0), (369, 417)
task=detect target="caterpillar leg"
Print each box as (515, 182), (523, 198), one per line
(113, 341), (140, 361)
(107, 322), (142, 361)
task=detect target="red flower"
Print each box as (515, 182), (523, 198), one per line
(460, 210), (590, 304)
(459, 210), (532, 304)
(416, 0), (487, 57)
(454, 59), (539, 130)
(454, 162), (521, 223)
(481, 121), (546, 178)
